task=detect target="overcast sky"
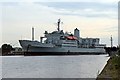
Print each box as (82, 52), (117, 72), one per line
(0, 0), (119, 47)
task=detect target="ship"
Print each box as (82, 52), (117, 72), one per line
(19, 19), (106, 55)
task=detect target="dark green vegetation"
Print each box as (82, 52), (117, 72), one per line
(97, 47), (120, 80)
(1, 44), (15, 55)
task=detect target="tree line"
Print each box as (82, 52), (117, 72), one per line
(1, 44), (15, 55)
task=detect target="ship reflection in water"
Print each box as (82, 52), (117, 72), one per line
(2, 54), (109, 78)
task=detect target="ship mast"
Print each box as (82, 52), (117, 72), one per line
(57, 19), (61, 31)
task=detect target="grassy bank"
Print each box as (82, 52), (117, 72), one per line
(97, 51), (120, 80)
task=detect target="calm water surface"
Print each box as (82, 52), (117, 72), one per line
(2, 54), (109, 78)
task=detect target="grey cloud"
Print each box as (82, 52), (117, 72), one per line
(34, 2), (117, 19)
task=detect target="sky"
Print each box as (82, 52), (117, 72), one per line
(0, 0), (119, 47)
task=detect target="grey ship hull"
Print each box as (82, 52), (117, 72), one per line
(19, 40), (106, 55)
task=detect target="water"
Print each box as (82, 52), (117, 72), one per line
(1, 54), (109, 78)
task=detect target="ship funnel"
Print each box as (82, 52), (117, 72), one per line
(32, 27), (34, 41)
(74, 28), (80, 38)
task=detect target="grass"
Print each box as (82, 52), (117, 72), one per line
(97, 50), (120, 80)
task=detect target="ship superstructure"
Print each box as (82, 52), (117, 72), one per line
(19, 19), (106, 55)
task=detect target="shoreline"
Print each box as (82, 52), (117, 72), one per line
(1, 51), (107, 56)
(96, 54), (120, 79)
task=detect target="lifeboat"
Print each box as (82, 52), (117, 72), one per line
(66, 36), (77, 40)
